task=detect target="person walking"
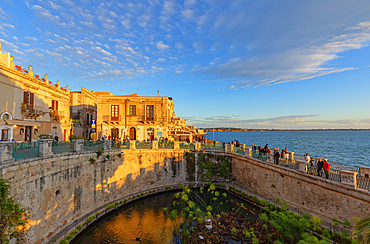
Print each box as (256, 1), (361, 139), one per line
(323, 160), (330, 179)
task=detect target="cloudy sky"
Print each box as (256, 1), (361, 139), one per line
(1, 0), (370, 129)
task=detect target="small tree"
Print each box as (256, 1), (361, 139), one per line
(0, 178), (28, 243)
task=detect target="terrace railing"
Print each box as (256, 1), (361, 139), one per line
(52, 141), (75, 154)
(158, 141), (174, 149)
(12, 142), (39, 160)
(357, 175), (370, 191)
(111, 140), (129, 149)
(179, 142), (195, 149)
(84, 141), (104, 151)
(135, 141), (152, 149)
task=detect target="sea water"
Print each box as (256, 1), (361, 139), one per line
(204, 130), (370, 167)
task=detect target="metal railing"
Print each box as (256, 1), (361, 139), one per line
(12, 142), (39, 160)
(102, 115), (122, 122)
(158, 141), (174, 149)
(251, 150), (267, 162)
(136, 141), (152, 149)
(357, 175), (370, 191)
(111, 140), (129, 149)
(179, 142), (195, 149)
(84, 141), (103, 151)
(52, 141), (75, 154)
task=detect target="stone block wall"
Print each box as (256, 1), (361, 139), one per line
(0, 149), (188, 244)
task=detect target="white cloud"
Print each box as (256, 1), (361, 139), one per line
(2, 23), (14, 28)
(175, 42), (183, 49)
(25, 36), (38, 41)
(156, 41), (170, 50)
(0, 7), (6, 19)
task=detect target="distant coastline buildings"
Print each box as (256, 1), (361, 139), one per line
(0, 42), (194, 142)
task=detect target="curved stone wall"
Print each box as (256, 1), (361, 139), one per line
(2, 149), (370, 243)
(1, 149), (189, 244)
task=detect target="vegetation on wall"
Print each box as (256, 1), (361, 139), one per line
(197, 153), (232, 181)
(0, 178), (28, 244)
(185, 152), (196, 182)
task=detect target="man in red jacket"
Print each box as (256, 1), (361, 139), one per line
(323, 160), (330, 179)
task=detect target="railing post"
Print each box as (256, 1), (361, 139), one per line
(130, 140), (136, 150)
(215, 141), (221, 148)
(0, 141), (15, 165)
(194, 142), (201, 151)
(103, 140), (112, 150)
(266, 154), (274, 164)
(360, 167), (370, 178)
(239, 144), (246, 151)
(225, 144), (233, 153)
(73, 139), (84, 153)
(295, 160), (307, 173)
(245, 148), (252, 158)
(38, 139), (53, 157)
(289, 152), (295, 162)
(173, 141), (179, 149)
(152, 141), (158, 149)
(340, 170), (358, 188)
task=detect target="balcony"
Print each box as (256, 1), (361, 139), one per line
(102, 115), (122, 124)
(138, 115), (157, 122)
(21, 105), (44, 120)
(49, 110), (65, 122)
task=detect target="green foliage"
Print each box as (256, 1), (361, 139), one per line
(124, 199), (128, 203)
(170, 210), (178, 221)
(106, 154), (110, 160)
(165, 186), (172, 189)
(275, 198), (282, 206)
(0, 178), (28, 244)
(231, 227), (236, 234)
(163, 207), (168, 212)
(89, 157), (96, 164)
(38, 134), (53, 139)
(59, 240), (69, 244)
(76, 225), (83, 231)
(96, 146), (104, 158)
(117, 153), (122, 158)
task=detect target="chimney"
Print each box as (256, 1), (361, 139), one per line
(157, 90), (159, 96)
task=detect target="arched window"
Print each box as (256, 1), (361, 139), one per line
(1, 112), (12, 120)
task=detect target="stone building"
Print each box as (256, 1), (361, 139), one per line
(0, 42), (71, 142)
(70, 87), (97, 139)
(95, 92), (190, 141)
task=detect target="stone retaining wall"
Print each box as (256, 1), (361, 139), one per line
(1, 149), (188, 244)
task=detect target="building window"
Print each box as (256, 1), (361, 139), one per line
(52, 100), (58, 112)
(0, 112), (12, 120)
(23, 91), (34, 111)
(111, 105), (119, 121)
(129, 105), (136, 116)
(146, 105), (154, 120)
(1, 129), (9, 140)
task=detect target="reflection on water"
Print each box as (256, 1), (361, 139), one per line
(71, 189), (261, 244)
(71, 191), (183, 244)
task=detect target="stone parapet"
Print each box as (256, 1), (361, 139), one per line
(295, 160), (307, 173)
(130, 140), (136, 149)
(173, 141), (179, 149)
(245, 148), (252, 158)
(340, 170), (358, 188)
(38, 139), (53, 157)
(266, 154), (274, 164)
(194, 142), (201, 151)
(73, 139), (84, 153)
(152, 141), (158, 149)
(0, 141), (15, 165)
(360, 166), (370, 178)
(225, 144), (233, 153)
(103, 140), (112, 150)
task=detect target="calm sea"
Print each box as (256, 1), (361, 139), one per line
(204, 131), (370, 167)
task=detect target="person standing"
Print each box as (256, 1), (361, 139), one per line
(317, 159), (324, 177)
(323, 160), (330, 179)
(274, 150), (280, 165)
(304, 153), (311, 173)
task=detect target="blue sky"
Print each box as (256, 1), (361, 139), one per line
(1, 0), (370, 129)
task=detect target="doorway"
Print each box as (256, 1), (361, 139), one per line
(129, 127), (136, 140)
(111, 128), (119, 140)
(25, 126), (32, 142)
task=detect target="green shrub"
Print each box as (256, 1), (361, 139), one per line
(59, 240), (69, 244)
(76, 225), (83, 231)
(117, 153), (122, 158)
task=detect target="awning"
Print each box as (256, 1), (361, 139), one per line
(4, 119), (41, 127)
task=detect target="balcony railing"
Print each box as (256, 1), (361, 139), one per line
(21, 105), (44, 120)
(102, 115), (122, 122)
(50, 110), (65, 122)
(138, 115), (157, 122)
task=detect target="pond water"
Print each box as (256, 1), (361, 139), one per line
(70, 188), (261, 244)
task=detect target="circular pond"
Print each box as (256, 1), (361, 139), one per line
(70, 188), (261, 244)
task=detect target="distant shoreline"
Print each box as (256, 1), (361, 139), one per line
(202, 128), (370, 132)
